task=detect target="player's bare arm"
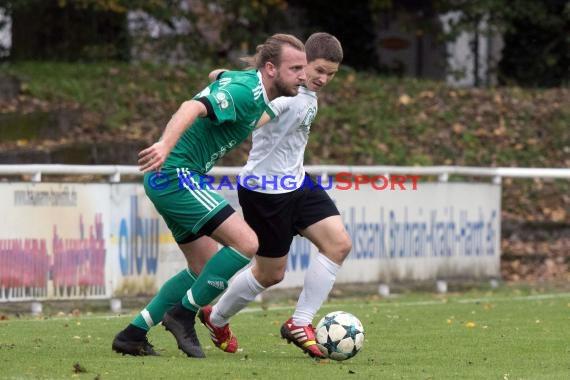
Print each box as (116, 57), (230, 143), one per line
(208, 68), (229, 82)
(138, 100), (207, 172)
(255, 112), (272, 129)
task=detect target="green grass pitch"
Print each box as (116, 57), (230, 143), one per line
(1, 286), (569, 379)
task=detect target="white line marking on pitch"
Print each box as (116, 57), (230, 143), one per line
(2, 292), (569, 323)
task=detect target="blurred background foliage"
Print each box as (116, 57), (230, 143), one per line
(0, 0), (568, 86)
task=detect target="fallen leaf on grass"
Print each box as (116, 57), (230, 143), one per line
(398, 94), (412, 106)
(73, 362), (86, 373)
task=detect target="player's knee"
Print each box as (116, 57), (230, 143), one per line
(258, 271), (285, 287)
(235, 233), (259, 258)
(339, 236), (352, 257)
(252, 257), (287, 287)
(325, 235), (352, 264)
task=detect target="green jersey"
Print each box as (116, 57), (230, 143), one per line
(163, 70), (273, 174)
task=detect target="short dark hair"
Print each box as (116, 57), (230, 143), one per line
(305, 32), (343, 64)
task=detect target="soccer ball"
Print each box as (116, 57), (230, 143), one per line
(315, 311), (365, 361)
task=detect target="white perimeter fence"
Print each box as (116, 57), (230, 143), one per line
(0, 164), (569, 303)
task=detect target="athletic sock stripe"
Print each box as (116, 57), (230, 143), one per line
(141, 309), (154, 328)
(186, 290), (200, 309)
(185, 268), (197, 280)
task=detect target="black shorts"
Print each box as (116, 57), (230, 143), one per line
(238, 175), (340, 258)
(177, 205), (235, 244)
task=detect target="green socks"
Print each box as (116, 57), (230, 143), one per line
(182, 246), (250, 312)
(132, 268), (197, 330)
(130, 246), (251, 327)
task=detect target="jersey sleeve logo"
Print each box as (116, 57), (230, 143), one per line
(215, 92), (229, 109)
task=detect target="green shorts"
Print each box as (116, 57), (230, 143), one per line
(143, 169), (232, 243)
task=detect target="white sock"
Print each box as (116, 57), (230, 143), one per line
(211, 267), (265, 327)
(292, 252), (340, 326)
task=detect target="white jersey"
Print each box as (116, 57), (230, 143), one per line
(239, 86), (318, 193)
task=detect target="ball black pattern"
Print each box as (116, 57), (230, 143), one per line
(315, 311), (365, 361)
